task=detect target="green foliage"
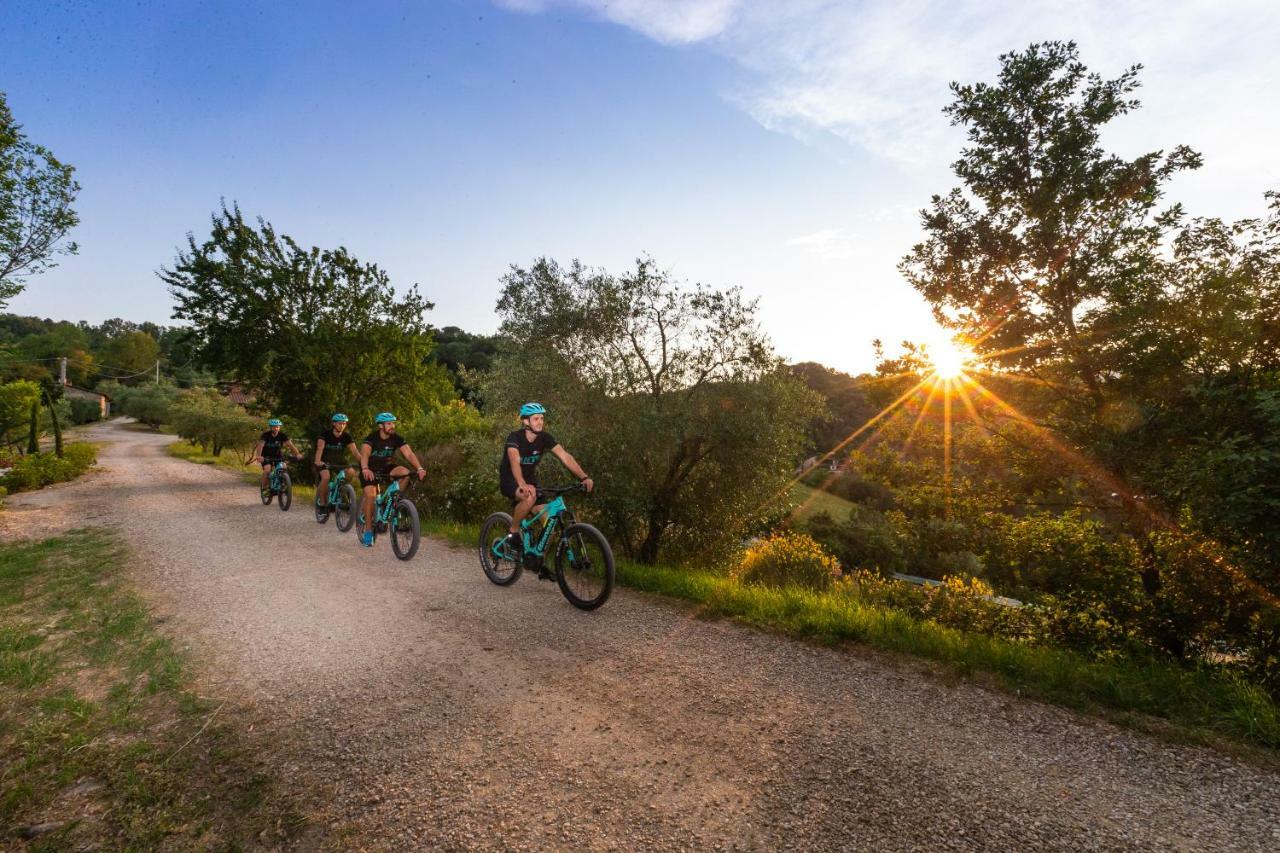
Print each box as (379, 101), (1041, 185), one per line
(732, 532), (842, 592)
(429, 325), (501, 403)
(99, 329), (160, 376)
(0, 91), (80, 307)
(2, 442), (95, 492)
(486, 256), (821, 563)
(162, 202), (453, 431)
(68, 395), (102, 424)
(167, 387), (260, 456)
(0, 378), (39, 448)
(113, 382), (178, 429)
(395, 400), (503, 520)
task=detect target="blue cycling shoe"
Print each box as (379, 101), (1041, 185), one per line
(361, 531), (374, 547)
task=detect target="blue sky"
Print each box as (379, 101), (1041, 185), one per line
(2, 0), (1277, 373)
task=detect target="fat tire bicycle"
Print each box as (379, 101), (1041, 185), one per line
(353, 473), (422, 560)
(259, 458), (298, 511)
(478, 483), (615, 610)
(315, 463), (359, 531)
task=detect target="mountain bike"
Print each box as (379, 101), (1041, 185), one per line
(478, 483), (615, 610)
(315, 463), (358, 531)
(353, 473), (421, 560)
(259, 458), (298, 511)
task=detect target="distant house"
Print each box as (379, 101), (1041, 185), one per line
(218, 381), (257, 406)
(64, 385), (111, 419)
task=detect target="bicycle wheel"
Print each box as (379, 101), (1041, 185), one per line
(260, 481), (273, 505)
(479, 512), (521, 586)
(555, 523), (615, 610)
(335, 483), (357, 532)
(278, 472), (292, 511)
(390, 499), (421, 561)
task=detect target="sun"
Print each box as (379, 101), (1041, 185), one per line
(928, 337), (973, 380)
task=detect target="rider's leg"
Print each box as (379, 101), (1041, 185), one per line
(362, 484), (377, 526)
(389, 465), (410, 491)
(260, 463), (271, 489)
(509, 493), (536, 534)
(317, 468), (330, 504)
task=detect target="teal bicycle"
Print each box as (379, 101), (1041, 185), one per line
(479, 483), (615, 610)
(315, 463), (358, 531)
(353, 474), (421, 560)
(259, 458), (298, 511)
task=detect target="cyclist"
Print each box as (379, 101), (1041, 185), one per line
(314, 412), (359, 508)
(252, 418), (302, 495)
(500, 402), (593, 556)
(358, 412), (426, 547)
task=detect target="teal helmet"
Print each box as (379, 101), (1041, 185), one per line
(331, 413), (349, 423)
(519, 402), (546, 418)
(267, 418), (283, 427)
(374, 412), (397, 424)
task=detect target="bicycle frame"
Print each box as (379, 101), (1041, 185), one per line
(489, 495), (574, 563)
(324, 467), (350, 504)
(268, 460), (288, 492)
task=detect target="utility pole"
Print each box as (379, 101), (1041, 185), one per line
(155, 359), (160, 384)
(59, 356), (68, 386)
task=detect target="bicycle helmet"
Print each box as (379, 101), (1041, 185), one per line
(331, 413), (349, 423)
(267, 418), (283, 427)
(519, 402), (546, 418)
(375, 412), (397, 424)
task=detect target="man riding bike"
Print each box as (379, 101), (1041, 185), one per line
(252, 418), (302, 494)
(499, 402), (593, 556)
(358, 412), (427, 547)
(314, 412), (359, 508)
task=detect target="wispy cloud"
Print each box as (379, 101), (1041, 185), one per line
(787, 227), (861, 260)
(498, 0), (1280, 198)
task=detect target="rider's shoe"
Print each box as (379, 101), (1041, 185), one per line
(361, 531), (374, 547)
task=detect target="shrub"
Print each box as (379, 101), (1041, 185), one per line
(805, 505), (907, 575)
(2, 443), (96, 492)
(732, 532), (841, 592)
(168, 388), (259, 456)
(69, 397), (103, 424)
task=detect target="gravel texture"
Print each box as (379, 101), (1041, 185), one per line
(4, 419), (1279, 851)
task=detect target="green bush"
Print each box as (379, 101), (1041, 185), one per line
(2, 443), (97, 492)
(69, 397), (103, 424)
(732, 532), (841, 592)
(168, 388), (259, 456)
(402, 402), (503, 521)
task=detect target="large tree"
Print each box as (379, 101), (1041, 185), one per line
(485, 257), (819, 563)
(0, 92), (80, 308)
(162, 203), (452, 432)
(900, 41), (1280, 679)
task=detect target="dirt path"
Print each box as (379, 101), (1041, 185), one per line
(5, 420), (1278, 850)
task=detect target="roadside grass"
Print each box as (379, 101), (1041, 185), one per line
(0, 530), (307, 848)
(166, 440), (318, 504)
(786, 483), (856, 524)
(423, 517), (1280, 755)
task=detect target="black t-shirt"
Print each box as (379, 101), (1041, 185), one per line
(499, 429), (558, 485)
(260, 430), (289, 460)
(317, 429), (354, 464)
(362, 430), (407, 473)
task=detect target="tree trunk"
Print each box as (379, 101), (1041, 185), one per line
(638, 510), (666, 564)
(27, 400), (38, 455)
(46, 394), (63, 458)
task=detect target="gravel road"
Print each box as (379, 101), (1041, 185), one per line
(5, 420), (1278, 851)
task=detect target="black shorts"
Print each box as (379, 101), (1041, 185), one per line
(362, 468), (403, 488)
(261, 457), (283, 470)
(500, 478), (539, 507)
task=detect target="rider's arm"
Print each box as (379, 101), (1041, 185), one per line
(551, 445), (589, 480)
(400, 445), (426, 475)
(359, 443), (372, 475)
(285, 439), (302, 458)
(313, 438), (326, 466)
(251, 439), (264, 461)
(506, 446), (528, 490)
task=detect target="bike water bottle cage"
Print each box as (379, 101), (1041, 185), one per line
(375, 412), (397, 424)
(519, 402), (546, 418)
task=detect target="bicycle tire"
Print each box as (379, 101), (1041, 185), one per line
(278, 472), (292, 511)
(390, 499), (421, 561)
(479, 512), (522, 586)
(260, 483), (273, 505)
(555, 522), (615, 610)
(335, 483), (357, 532)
